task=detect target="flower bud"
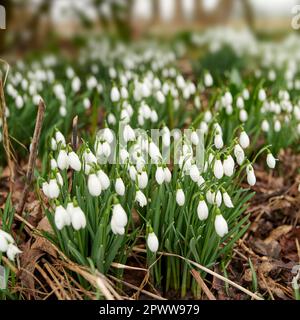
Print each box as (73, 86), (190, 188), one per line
(68, 151), (81, 171)
(239, 131), (250, 149)
(215, 213), (228, 237)
(266, 152), (276, 169)
(115, 177), (125, 196)
(197, 199), (209, 221)
(213, 159), (224, 179)
(176, 189), (185, 206)
(88, 174), (102, 196)
(147, 232), (159, 253)
(57, 150), (69, 171)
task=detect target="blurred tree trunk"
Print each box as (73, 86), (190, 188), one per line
(242, 0), (254, 30)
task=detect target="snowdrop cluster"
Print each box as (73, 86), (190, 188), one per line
(0, 229), (22, 261)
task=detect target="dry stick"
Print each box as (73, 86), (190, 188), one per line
(17, 99), (46, 215)
(0, 79), (16, 188)
(191, 269), (217, 300)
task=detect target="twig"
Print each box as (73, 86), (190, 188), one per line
(17, 99), (46, 215)
(191, 269), (216, 300)
(0, 79), (15, 188)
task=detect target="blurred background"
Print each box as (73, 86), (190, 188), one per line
(0, 0), (299, 56)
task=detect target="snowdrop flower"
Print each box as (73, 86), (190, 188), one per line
(97, 170), (110, 190)
(147, 232), (159, 253)
(234, 144), (245, 165)
(176, 188), (185, 206)
(222, 191), (234, 208)
(236, 96), (244, 109)
(261, 120), (270, 132)
(50, 158), (57, 170)
(239, 131), (250, 149)
(151, 110), (158, 123)
(107, 113), (116, 125)
(223, 155), (235, 177)
(213, 158), (224, 179)
(224, 91), (233, 106)
(110, 86), (120, 102)
(155, 166), (165, 185)
(59, 106), (67, 117)
(129, 165), (137, 181)
(123, 125), (135, 142)
(164, 167), (172, 183)
(54, 205), (70, 230)
(197, 198), (209, 221)
(88, 173), (102, 196)
(72, 77), (81, 93)
(15, 95), (24, 109)
(258, 88), (266, 102)
(115, 177), (125, 196)
(42, 182), (50, 198)
(149, 141), (161, 162)
(246, 164), (256, 186)
(191, 131), (199, 145)
(214, 133), (224, 149)
(55, 131), (66, 146)
(266, 152), (276, 169)
(6, 243), (22, 261)
(156, 90), (166, 104)
(204, 72), (213, 87)
(214, 212), (228, 237)
(68, 151), (81, 171)
(274, 120), (281, 132)
(71, 205), (86, 230)
(243, 88), (250, 100)
(111, 204), (128, 235)
(138, 171), (148, 189)
(212, 190), (222, 207)
(83, 98), (91, 110)
(0, 230), (14, 253)
(135, 190), (147, 207)
(206, 189), (213, 204)
(190, 164), (200, 183)
(239, 109), (248, 122)
(57, 149), (69, 170)
(56, 172), (63, 187)
(197, 175), (205, 187)
(48, 179), (60, 199)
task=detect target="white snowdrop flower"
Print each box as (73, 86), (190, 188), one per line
(50, 158), (57, 170)
(135, 190), (147, 207)
(214, 133), (224, 149)
(258, 88), (266, 102)
(164, 167), (172, 183)
(0, 230), (14, 253)
(149, 142), (161, 162)
(151, 110), (158, 123)
(189, 164), (200, 183)
(204, 72), (213, 87)
(246, 165), (256, 186)
(107, 113), (116, 125)
(176, 74), (185, 89)
(86, 76), (97, 90)
(109, 67), (117, 79)
(123, 125), (135, 142)
(214, 159), (224, 179)
(119, 148), (129, 164)
(156, 90), (166, 104)
(234, 144), (245, 165)
(155, 166), (165, 185)
(176, 189), (185, 206)
(68, 151), (81, 171)
(191, 131), (199, 145)
(72, 77), (81, 93)
(215, 213), (228, 237)
(66, 67), (75, 79)
(110, 86), (120, 102)
(236, 96), (244, 109)
(54, 205), (70, 230)
(6, 243), (22, 261)
(83, 98), (91, 110)
(138, 171), (148, 189)
(239, 131), (250, 149)
(51, 138), (57, 151)
(200, 121), (208, 134)
(206, 189), (213, 204)
(129, 165), (137, 181)
(239, 109), (248, 122)
(97, 170), (110, 190)
(55, 131), (66, 148)
(153, 77), (161, 90)
(213, 190), (222, 207)
(274, 120), (281, 132)
(56, 172), (63, 187)
(204, 110), (212, 123)
(33, 95), (42, 105)
(223, 155), (235, 177)
(71, 206), (86, 230)
(111, 204), (128, 233)
(197, 199), (209, 221)
(224, 91), (233, 106)
(88, 173), (102, 196)
(42, 182), (50, 198)
(59, 106), (67, 117)
(115, 177), (125, 196)
(48, 179), (60, 199)
(223, 192), (234, 208)
(243, 88), (250, 100)
(266, 152), (276, 169)
(57, 149), (69, 170)
(162, 132), (171, 147)
(147, 232), (159, 253)
(120, 87), (128, 99)
(15, 95), (24, 109)
(261, 120), (270, 132)
(194, 96), (201, 109)
(197, 175), (205, 187)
